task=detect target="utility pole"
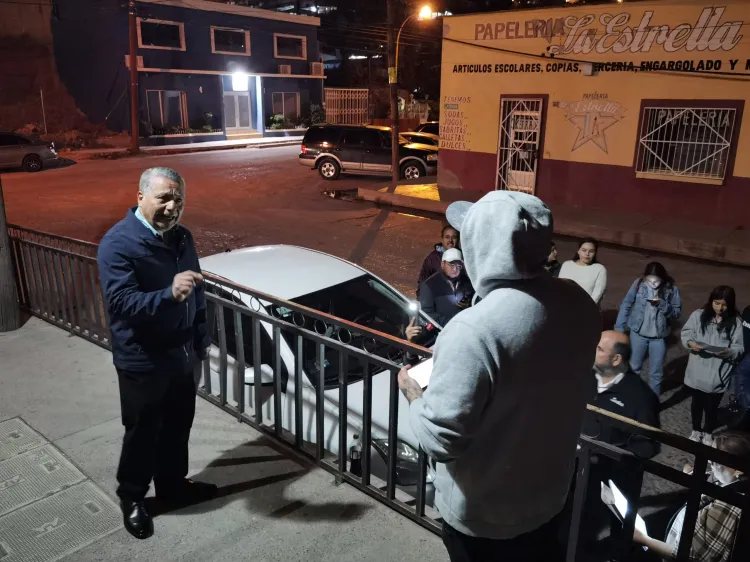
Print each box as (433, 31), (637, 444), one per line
(386, 0), (400, 184)
(0, 176), (21, 332)
(128, 0), (140, 153)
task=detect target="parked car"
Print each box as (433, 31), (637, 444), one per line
(199, 245), (440, 489)
(0, 132), (58, 172)
(414, 121), (439, 136)
(400, 131), (439, 147)
(298, 124), (438, 181)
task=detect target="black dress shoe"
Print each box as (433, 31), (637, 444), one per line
(156, 478), (218, 507)
(120, 499), (154, 540)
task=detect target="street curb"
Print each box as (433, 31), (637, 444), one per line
(356, 188), (750, 268)
(75, 139), (301, 161)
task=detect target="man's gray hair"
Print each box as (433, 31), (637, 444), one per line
(139, 167), (185, 195)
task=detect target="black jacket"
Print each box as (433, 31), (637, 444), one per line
(418, 271), (474, 326)
(97, 208), (209, 373)
(582, 371), (661, 459)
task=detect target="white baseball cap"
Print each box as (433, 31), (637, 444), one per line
(442, 248), (463, 263)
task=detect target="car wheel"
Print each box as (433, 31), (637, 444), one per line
(22, 154), (43, 173)
(400, 161), (425, 180)
(318, 158), (341, 180)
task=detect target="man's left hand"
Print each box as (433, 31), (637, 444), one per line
(398, 367), (423, 403)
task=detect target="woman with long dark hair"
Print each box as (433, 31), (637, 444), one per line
(681, 286), (744, 443)
(615, 262), (682, 395)
(559, 238), (608, 304)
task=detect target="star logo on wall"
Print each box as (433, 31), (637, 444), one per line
(560, 99), (625, 153)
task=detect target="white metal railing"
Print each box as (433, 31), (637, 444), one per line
(324, 88), (369, 125)
(636, 107), (737, 181)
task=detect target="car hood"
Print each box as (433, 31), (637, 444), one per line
(402, 142), (438, 152)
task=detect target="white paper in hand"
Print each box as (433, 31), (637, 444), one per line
(409, 358), (433, 389)
(606, 480), (649, 538)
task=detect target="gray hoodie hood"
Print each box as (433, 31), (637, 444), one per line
(446, 191), (553, 298)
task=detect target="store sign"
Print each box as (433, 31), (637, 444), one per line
(557, 95), (625, 153)
(473, 7), (743, 55)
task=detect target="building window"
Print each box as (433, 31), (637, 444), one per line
(211, 26), (250, 56)
(636, 104), (739, 183)
(146, 90), (188, 133)
(137, 18), (185, 51)
(274, 33), (307, 60)
(272, 92), (300, 122)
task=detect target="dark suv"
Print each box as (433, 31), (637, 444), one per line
(298, 124), (438, 181)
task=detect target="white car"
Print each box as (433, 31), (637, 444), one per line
(199, 245), (440, 489)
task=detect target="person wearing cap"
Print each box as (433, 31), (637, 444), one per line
(398, 191), (601, 561)
(417, 224), (460, 297)
(417, 248), (474, 327)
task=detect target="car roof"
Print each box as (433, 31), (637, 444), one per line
(402, 131), (438, 138)
(199, 245), (367, 300)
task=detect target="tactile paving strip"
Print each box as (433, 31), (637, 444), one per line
(0, 419), (46, 462)
(0, 481), (121, 562)
(0, 444), (86, 517)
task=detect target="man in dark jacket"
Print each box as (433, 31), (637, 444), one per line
(583, 330), (661, 458)
(416, 224), (459, 296)
(98, 167), (215, 540)
(578, 330), (660, 561)
(418, 248), (474, 326)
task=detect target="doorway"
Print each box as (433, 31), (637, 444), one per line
(496, 98), (545, 194)
(224, 92), (252, 130)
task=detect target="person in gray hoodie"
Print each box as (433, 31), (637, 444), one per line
(398, 191), (601, 562)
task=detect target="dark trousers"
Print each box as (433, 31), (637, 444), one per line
(442, 515), (564, 562)
(116, 367), (197, 501)
(690, 387), (724, 433)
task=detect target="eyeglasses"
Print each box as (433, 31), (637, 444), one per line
(446, 262), (463, 269)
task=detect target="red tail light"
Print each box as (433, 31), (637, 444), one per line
(301, 144), (307, 154)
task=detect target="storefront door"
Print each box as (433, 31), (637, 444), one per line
(224, 92), (252, 130)
(496, 98), (544, 194)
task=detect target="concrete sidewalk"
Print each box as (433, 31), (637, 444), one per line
(0, 318), (447, 562)
(356, 182), (750, 267)
(64, 136), (303, 161)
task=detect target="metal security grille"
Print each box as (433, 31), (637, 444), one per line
(496, 98), (543, 194)
(324, 88), (369, 124)
(636, 107), (737, 180)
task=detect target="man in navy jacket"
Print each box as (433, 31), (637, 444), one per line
(98, 167), (214, 539)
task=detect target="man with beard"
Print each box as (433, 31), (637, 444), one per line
(578, 330), (661, 561)
(98, 167), (216, 540)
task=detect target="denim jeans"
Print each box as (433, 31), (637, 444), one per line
(734, 354), (750, 410)
(630, 331), (666, 395)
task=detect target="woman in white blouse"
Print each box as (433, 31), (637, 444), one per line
(559, 238), (608, 305)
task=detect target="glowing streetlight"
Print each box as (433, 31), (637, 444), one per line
(418, 5), (433, 20)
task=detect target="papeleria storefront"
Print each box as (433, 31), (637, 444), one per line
(438, 0), (750, 227)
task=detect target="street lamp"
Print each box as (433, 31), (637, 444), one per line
(387, 4), (434, 183)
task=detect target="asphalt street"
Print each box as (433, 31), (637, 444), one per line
(4, 146), (750, 527)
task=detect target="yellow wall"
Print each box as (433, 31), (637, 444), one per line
(440, 0), (750, 177)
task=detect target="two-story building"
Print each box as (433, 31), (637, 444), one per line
(51, 0), (323, 145)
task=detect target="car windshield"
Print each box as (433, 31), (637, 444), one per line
(268, 275), (439, 389)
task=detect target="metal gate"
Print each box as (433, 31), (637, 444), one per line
(324, 88), (369, 125)
(496, 98), (543, 194)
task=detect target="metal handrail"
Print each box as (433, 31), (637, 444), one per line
(5, 224), (749, 561)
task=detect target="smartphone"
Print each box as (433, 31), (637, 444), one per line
(410, 301), (421, 323)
